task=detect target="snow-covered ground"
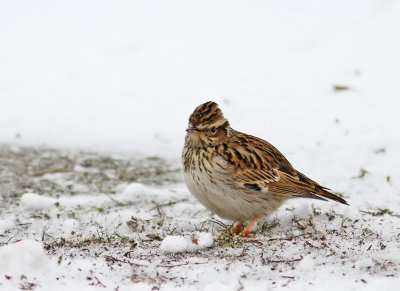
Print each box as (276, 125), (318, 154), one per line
(1, 0), (400, 290)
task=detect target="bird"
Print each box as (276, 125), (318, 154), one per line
(182, 101), (348, 236)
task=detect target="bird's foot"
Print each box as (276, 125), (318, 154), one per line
(230, 222), (243, 233)
(239, 216), (259, 237)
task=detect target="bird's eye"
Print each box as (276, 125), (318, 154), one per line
(210, 127), (216, 134)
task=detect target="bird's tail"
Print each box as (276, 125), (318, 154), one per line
(296, 170), (348, 205)
(314, 186), (348, 205)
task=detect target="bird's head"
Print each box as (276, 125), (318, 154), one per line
(185, 101), (230, 147)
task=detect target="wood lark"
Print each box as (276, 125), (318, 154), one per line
(182, 101), (348, 236)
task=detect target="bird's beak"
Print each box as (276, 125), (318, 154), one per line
(186, 127), (200, 133)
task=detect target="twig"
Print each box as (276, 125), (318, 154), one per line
(359, 209), (400, 218)
(104, 255), (147, 267)
(150, 199), (188, 211)
(93, 276), (107, 288)
(266, 233), (313, 241)
(105, 194), (124, 206)
(267, 257), (302, 264)
(260, 221), (279, 233)
(206, 219), (229, 229)
(157, 262), (208, 268)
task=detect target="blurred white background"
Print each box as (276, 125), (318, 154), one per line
(0, 0), (399, 162)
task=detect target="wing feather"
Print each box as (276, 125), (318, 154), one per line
(218, 130), (347, 205)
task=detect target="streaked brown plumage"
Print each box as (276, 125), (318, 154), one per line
(182, 101), (348, 236)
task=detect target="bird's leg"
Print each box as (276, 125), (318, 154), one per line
(230, 222), (243, 233)
(239, 216), (259, 237)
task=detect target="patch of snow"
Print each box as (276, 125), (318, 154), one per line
(160, 236), (189, 253)
(120, 183), (150, 199)
(62, 219), (78, 239)
(160, 232), (214, 253)
(298, 254), (315, 271)
(20, 193), (57, 210)
(293, 202), (312, 219)
(203, 281), (241, 291)
(196, 232), (214, 249)
(357, 257), (375, 271)
(0, 219), (13, 234)
(0, 240), (53, 275)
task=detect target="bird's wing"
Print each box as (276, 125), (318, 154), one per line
(220, 131), (347, 204)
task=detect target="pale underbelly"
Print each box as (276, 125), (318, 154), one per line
(184, 169), (283, 221)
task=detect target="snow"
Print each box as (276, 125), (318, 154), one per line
(297, 254), (315, 271)
(160, 236), (191, 253)
(0, 219), (13, 235)
(20, 193), (57, 210)
(1, 0), (400, 290)
(196, 232), (214, 249)
(0, 240), (53, 274)
(160, 233), (214, 253)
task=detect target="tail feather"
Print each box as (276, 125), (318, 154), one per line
(295, 170), (348, 205)
(314, 186), (348, 205)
